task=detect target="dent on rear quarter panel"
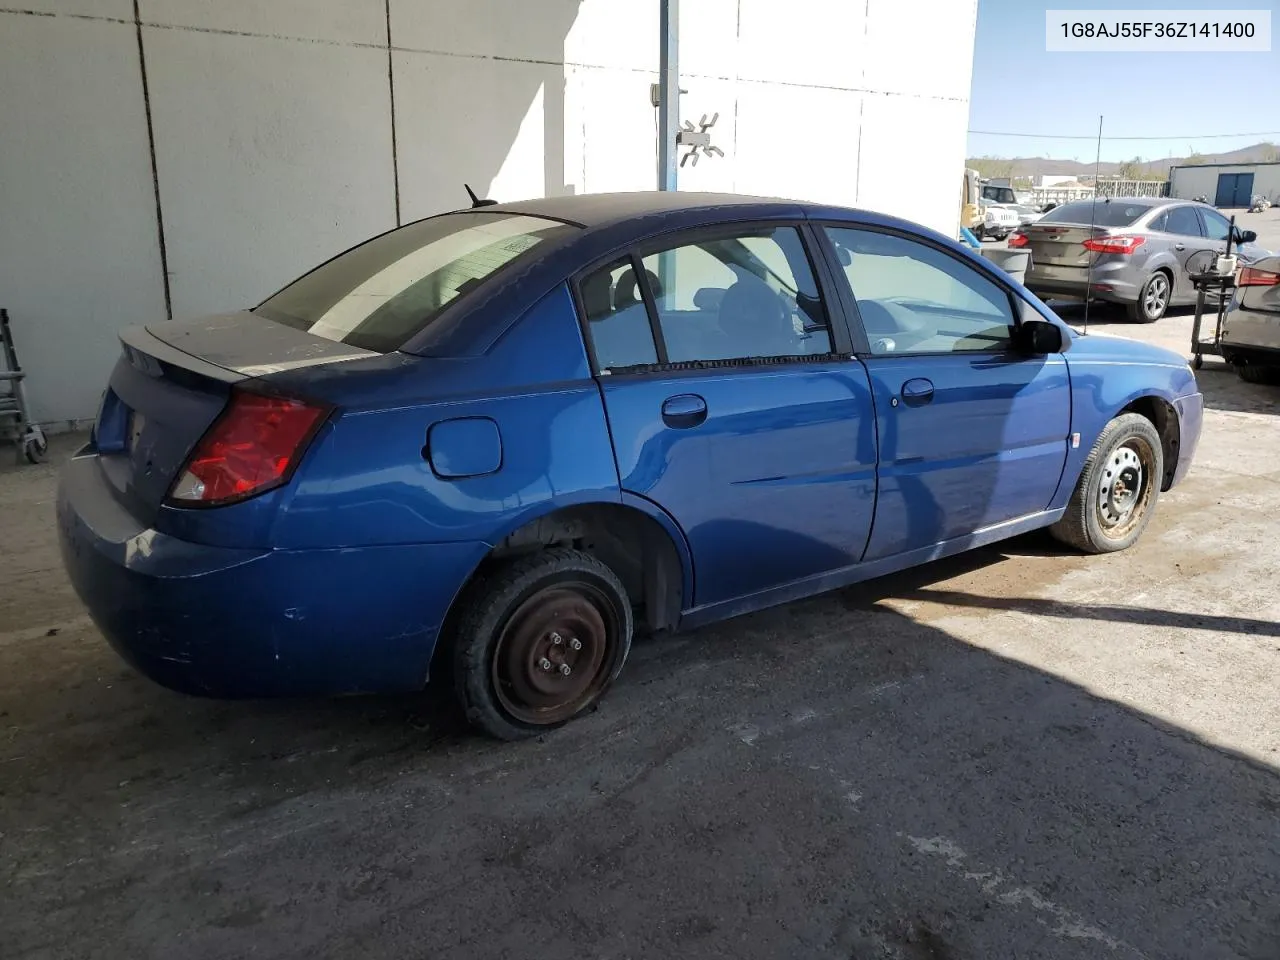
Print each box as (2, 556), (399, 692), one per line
(272, 284), (621, 549)
(1051, 339), (1196, 510)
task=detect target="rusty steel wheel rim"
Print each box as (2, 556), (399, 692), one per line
(1097, 436), (1156, 540)
(491, 582), (618, 726)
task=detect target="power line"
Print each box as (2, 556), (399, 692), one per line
(967, 128), (1280, 141)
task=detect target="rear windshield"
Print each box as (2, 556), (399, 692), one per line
(254, 212), (578, 352)
(1038, 200), (1148, 228)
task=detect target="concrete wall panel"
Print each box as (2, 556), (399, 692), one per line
(140, 0), (387, 46)
(394, 51), (570, 220)
(733, 83), (862, 207)
(862, 0), (978, 99)
(392, 0), (586, 62)
(14, 0), (132, 20)
(735, 0), (866, 89)
(565, 66), (661, 195)
(857, 93), (969, 236)
(0, 13), (166, 424)
(145, 27), (396, 317)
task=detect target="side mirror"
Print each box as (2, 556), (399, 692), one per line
(1015, 318), (1065, 355)
(1235, 229), (1258, 245)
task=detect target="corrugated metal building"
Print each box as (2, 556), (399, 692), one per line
(1168, 162), (1280, 207)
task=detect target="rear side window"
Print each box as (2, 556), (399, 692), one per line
(578, 226), (833, 369)
(641, 228), (831, 363)
(1038, 200), (1147, 228)
(1164, 206), (1204, 237)
(255, 212), (577, 353)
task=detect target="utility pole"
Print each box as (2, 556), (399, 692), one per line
(657, 0), (679, 190)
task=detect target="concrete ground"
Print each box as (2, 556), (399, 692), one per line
(3, 222), (1279, 958)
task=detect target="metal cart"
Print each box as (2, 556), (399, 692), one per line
(1188, 271), (1236, 371)
(0, 308), (48, 463)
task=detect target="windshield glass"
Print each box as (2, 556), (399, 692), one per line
(1038, 200), (1148, 227)
(255, 212), (578, 353)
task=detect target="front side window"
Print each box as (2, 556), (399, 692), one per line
(1200, 208), (1232, 242)
(255, 212), (577, 353)
(825, 227), (1014, 356)
(1165, 206), (1204, 237)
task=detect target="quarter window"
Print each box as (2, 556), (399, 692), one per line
(578, 258), (660, 370)
(824, 227), (1014, 356)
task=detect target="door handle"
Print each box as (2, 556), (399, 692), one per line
(661, 393), (708, 429)
(900, 378), (935, 407)
(1174, 243), (1186, 251)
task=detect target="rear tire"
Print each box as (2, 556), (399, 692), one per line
(1050, 413), (1164, 554)
(1235, 362), (1280, 385)
(452, 547), (632, 741)
(1126, 272), (1171, 323)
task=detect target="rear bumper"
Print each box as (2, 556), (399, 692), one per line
(1172, 392), (1203, 489)
(56, 450), (488, 698)
(1025, 275), (1144, 304)
(1220, 307), (1280, 355)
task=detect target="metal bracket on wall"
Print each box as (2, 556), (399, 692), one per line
(677, 113), (725, 167)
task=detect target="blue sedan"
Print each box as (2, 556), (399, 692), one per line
(57, 192), (1204, 739)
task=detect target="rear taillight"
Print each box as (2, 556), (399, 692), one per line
(168, 390), (330, 506)
(1238, 265), (1280, 287)
(1082, 235), (1146, 255)
(1007, 232), (1029, 249)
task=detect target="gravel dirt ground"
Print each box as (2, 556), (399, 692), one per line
(2, 212), (1279, 959)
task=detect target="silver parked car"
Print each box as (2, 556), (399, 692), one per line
(1012, 198), (1267, 322)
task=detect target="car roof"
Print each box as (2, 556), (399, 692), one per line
(484, 191), (806, 228)
(1057, 196), (1168, 208)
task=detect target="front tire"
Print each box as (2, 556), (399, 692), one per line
(1126, 272), (1171, 323)
(1050, 413), (1164, 554)
(452, 547), (633, 741)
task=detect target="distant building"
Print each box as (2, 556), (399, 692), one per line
(1168, 161), (1280, 206)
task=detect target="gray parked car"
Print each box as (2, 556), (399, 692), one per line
(1011, 198), (1266, 322)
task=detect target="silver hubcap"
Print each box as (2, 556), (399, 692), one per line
(1098, 445), (1145, 527)
(1143, 275), (1168, 317)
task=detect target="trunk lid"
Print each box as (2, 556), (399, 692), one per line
(94, 312), (374, 522)
(1025, 223), (1110, 268)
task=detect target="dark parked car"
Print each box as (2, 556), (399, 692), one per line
(1221, 255), (1280, 383)
(1012, 197), (1265, 322)
(58, 192), (1203, 740)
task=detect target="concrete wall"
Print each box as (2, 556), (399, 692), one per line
(0, 0), (978, 426)
(1169, 163), (1280, 204)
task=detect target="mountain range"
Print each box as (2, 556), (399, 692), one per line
(967, 141), (1278, 180)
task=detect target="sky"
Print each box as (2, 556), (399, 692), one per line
(967, 0), (1280, 162)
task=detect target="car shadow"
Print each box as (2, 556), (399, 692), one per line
(5, 537), (1280, 959)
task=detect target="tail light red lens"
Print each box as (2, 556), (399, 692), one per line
(1007, 232), (1030, 249)
(168, 390), (330, 506)
(1238, 265), (1280, 286)
(1082, 235), (1146, 255)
